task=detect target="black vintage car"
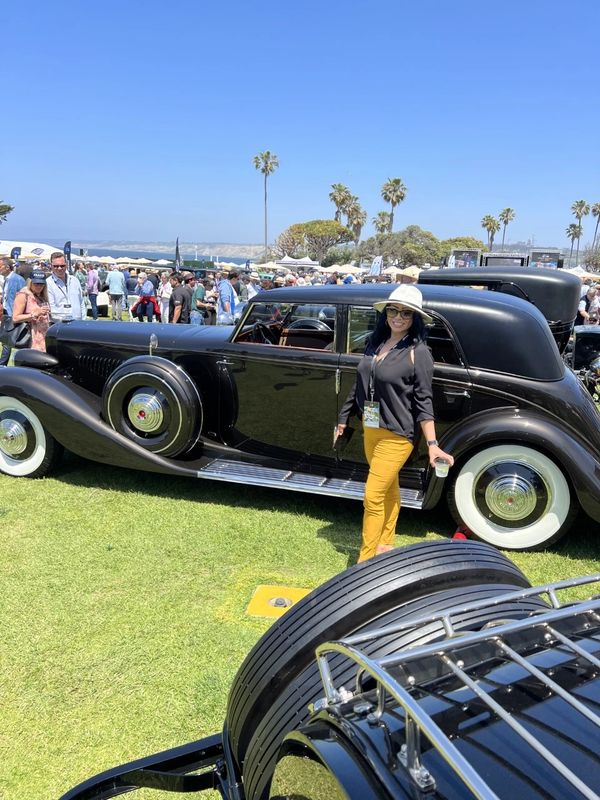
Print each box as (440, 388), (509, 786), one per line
(1, 279), (600, 551)
(60, 540), (600, 800)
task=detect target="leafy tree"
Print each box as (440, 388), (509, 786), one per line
(441, 235), (487, 253)
(253, 150), (279, 259)
(0, 201), (14, 224)
(346, 198), (367, 244)
(498, 208), (516, 251)
(481, 215), (500, 250)
(328, 183), (352, 224)
(373, 211), (391, 234)
(590, 202), (600, 251)
(571, 200), (590, 267)
(321, 245), (355, 268)
(286, 220), (354, 262)
(381, 178), (407, 232)
(356, 225), (443, 267)
(583, 244), (600, 272)
(272, 227), (304, 259)
(566, 223), (582, 266)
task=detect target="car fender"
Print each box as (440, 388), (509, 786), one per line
(0, 368), (200, 477)
(423, 407), (600, 524)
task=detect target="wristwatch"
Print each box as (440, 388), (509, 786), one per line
(427, 439), (438, 447)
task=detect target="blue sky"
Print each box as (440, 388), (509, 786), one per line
(3, 0), (599, 249)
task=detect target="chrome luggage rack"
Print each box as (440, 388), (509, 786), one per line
(316, 576), (600, 800)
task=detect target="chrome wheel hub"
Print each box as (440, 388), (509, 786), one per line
(0, 418), (28, 456)
(127, 392), (165, 433)
(484, 473), (542, 521)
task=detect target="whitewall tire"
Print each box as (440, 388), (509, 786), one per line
(0, 397), (61, 478)
(449, 444), (575, 550)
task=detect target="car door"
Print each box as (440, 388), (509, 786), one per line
(337, 305), (472, 484)
(218, 300), (341, 464)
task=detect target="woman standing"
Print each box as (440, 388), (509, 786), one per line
(158, 271), (173, 323)
(12, 270), (51, 352)
(336, 285), (453, 562)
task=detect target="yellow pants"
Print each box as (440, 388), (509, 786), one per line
(359, 426), (414, 562)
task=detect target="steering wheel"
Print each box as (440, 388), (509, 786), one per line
(287, 317), (331, 331)
(251, 321), (276, 344)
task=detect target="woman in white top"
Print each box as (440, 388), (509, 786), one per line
(158, 271), (173, 323)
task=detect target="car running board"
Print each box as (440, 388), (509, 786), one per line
(196, 458), (424, 508)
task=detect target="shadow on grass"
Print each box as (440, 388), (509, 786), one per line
(52, 453), (600, 567)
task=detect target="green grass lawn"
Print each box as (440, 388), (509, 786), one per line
(1, 454), (600, 800)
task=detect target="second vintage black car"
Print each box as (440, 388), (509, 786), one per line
(1, 276), (599, 550)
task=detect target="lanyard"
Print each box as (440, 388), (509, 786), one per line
(51, 275), (70, 302)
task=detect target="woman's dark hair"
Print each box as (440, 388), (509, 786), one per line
(366, 310), (427, 354)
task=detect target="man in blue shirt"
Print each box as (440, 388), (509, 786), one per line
(0, 258), (26, 366)
(106, 266), (127, 321)
(217, 270), (238, 324)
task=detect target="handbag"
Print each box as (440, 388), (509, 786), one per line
(0, 316), (32, 349)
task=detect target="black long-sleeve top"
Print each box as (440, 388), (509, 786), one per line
(338, 339), (435, 442)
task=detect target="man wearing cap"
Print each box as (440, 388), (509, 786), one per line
(398, 266), (421, 285)
(336, 284), (453, 562)
(47, 252), (86, 323)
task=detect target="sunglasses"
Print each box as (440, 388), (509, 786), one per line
(53, 263), (67, 268)
(386, 306), (414, 319)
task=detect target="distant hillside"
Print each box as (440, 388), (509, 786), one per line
(64, 240), (264, 260)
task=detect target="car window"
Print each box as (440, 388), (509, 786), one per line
(235, 302), (336, 351)
(427, 322), (464, 365)
(347, 306), (377, 354)
(347, 306), (463, 365)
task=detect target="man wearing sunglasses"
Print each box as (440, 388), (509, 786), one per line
(47, 252), (86, 323)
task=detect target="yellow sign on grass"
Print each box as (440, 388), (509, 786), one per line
(246, 584), (311, 618)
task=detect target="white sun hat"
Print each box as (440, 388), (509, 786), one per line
(373, 284), (433, 324)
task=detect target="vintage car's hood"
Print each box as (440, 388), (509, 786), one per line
(46, 320), (233, 355)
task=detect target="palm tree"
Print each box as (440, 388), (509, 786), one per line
(253, 150), (279, 259)
(381, 178), (407, 232)
(346, 200), (367, 244)
(571, 200), (590, 267)
(591, 202), (600, 251)
(329, 183), (351, 224)
(566, 223), (582, 266)
(373, 211), (391, 234)
(498, 208), (515, 251)
(481, 215), (500, 250)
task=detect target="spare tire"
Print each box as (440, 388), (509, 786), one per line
(225, 540), (533, 795)
(244, 580), (547, 800)
(102, 356), (202, 457)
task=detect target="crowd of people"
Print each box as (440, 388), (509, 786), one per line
(0, 253), (426, 361)
(2, 251), (596, 364)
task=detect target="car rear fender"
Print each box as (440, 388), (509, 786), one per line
(0, 368), (199, 476)
(423, 407), (600, 524)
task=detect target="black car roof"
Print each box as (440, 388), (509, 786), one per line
(253, 283), (565, 380)
(418, 266), (581, 323)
